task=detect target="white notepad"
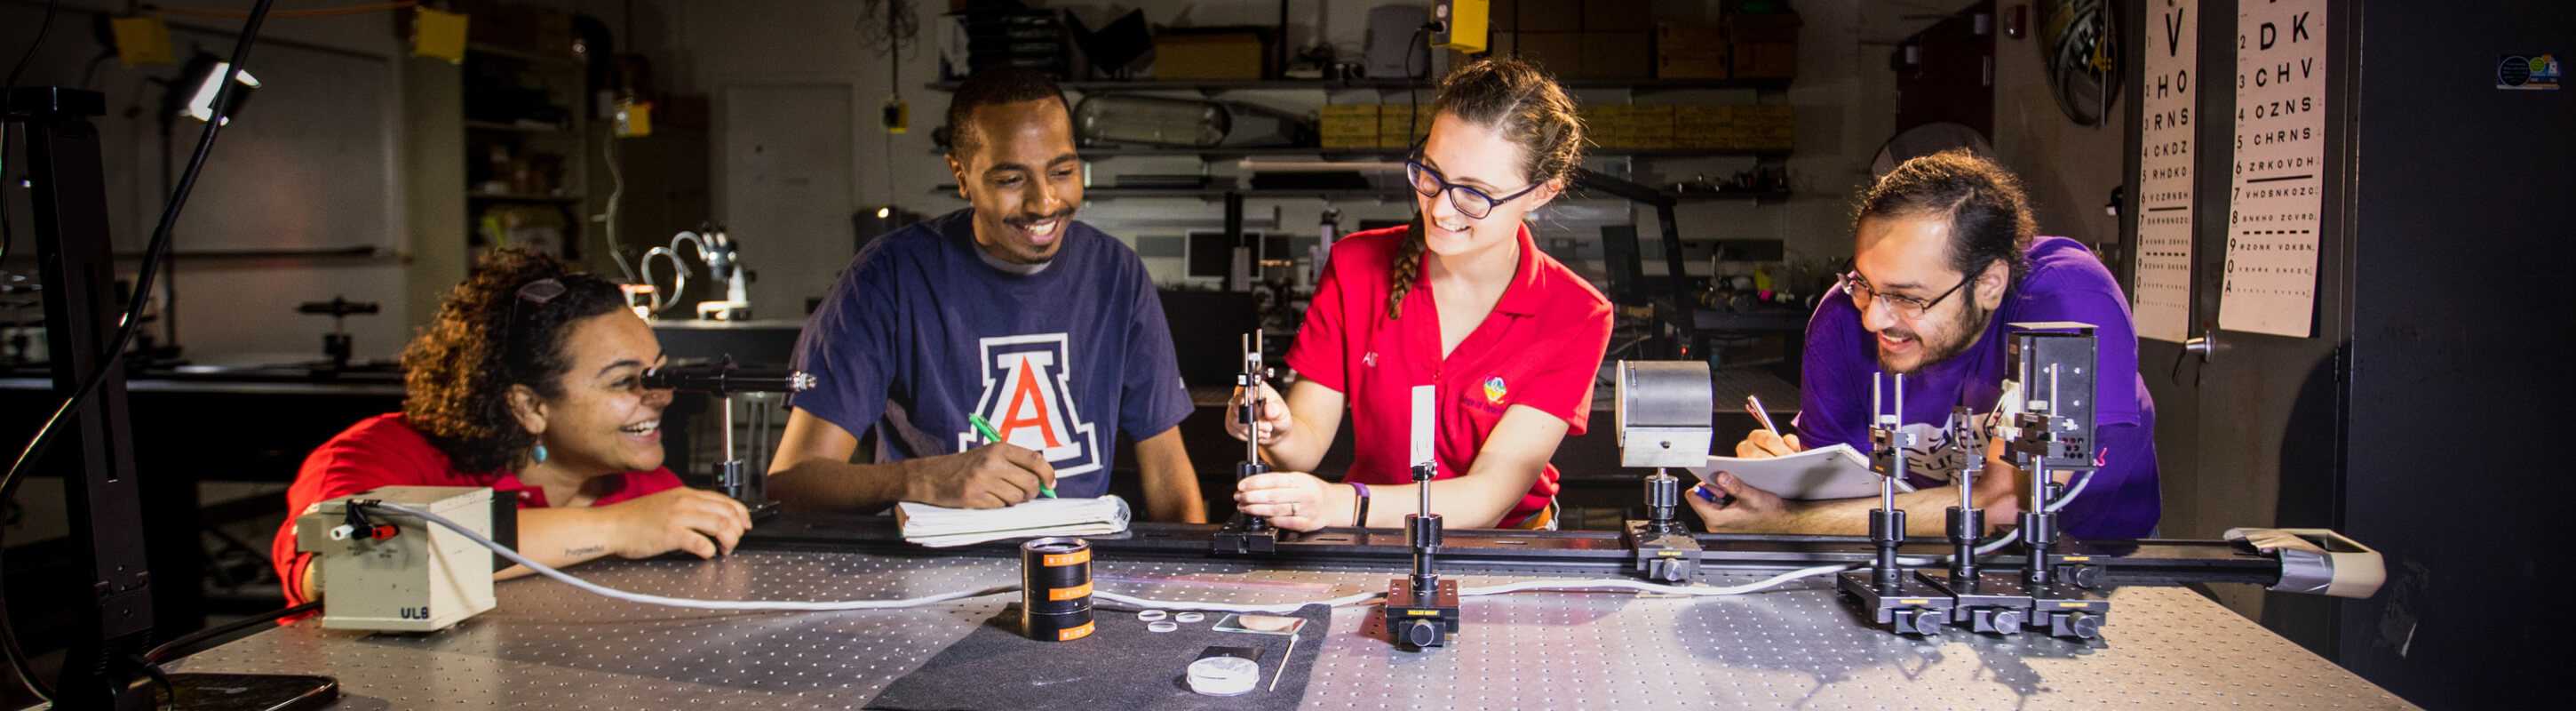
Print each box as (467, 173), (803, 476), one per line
(894, 495), (1133, 548)
(1684, 444), (1916, 500)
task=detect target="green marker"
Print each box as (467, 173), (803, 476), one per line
(968, 413), (1054, 499)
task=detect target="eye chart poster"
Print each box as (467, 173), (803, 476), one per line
(2134, 0), (2198, 343)
(2220, 0), (2326, 338)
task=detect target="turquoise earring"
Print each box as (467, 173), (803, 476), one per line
(532, 443), (549, 464)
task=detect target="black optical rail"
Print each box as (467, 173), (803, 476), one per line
(741, 515), (2286, 590)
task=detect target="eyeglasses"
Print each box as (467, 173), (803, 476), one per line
(1404, 159), (1543, 220)
(501, 278), (566, 365)
(1840, 270), (1971, 321)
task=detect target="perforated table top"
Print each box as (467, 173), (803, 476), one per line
(176, 550), (2412, 709)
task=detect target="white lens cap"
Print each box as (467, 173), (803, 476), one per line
(1186, 656), (1261, 696)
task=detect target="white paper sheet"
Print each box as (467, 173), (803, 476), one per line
(2134, 0), (2199, 343)
(1685, 444), (1915, 501)
(2220, 0), (2328, 338)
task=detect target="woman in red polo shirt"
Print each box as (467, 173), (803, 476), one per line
(269, 249), (751, 603)
(1228, 59), (1612, 531)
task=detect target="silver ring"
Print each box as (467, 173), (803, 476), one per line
(1149, 620), (1179, 633)
(1137, 610), (1168, 621)
(1174, 611), (1206, 624)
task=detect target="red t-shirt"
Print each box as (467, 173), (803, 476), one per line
(1284, 225), (1613, 527)
(268, 413), (684, 604)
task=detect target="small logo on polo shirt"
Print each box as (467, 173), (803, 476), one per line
(1483, 376), (1507, 404)
(1364, 351), (1379, 368)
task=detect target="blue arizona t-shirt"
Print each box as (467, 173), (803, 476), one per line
(787, 209), (1191, 499)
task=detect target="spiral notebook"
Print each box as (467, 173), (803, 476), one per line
(894, 495), (1132, 548)
(1683, 444), (1916, 500)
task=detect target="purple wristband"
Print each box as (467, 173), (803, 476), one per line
(1348, 482), (1371, 528)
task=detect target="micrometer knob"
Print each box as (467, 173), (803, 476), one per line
(1403, 619), (1442, 648)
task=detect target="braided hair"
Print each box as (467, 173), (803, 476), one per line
(401, 248), (627, 473)
(1387, 58), (1586, 319)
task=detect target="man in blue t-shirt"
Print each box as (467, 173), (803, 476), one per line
(1687, 150), (2159, 540)
(768, 68), (1205, 523)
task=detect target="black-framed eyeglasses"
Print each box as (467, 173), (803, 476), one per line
(1404, 159), (1544, 220)
(1840, 270), (1971, 321)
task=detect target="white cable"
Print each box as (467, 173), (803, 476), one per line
(1459, 563), (1859, 597)
(1094, 590), (1383, 615)
(2046, 469), (2095, 514)
(596, 131), (637, 284)
(373, 502), (1020, 611)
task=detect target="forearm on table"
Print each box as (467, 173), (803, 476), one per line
(1350, 472), (1530, 529)
(1770, 487), (1987, 537)
(767, 457), (917, 513)
(495, 507), (623, 579)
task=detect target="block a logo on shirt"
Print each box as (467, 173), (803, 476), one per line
(961, 333), (1101, 478)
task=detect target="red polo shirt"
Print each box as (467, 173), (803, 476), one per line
(268, 413), (683, 604)
(1284, 225), (1613, 528)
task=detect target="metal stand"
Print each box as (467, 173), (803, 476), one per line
(1213, 332), (1280, 555)
(2000, 324), (2111, 640)
(11, 84), (337, 709)
(1384, 462), (1457, 650)
(1837, 373), (1952, 635)
(1624, 470), (1701, 582)
(640, 357), (814, 521)
(1612, 361), (1713, 583)
(1915, 405), (2034, 635)
(296, 296), (378, 371)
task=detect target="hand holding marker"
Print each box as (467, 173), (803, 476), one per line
(970, 413), (1055, 499)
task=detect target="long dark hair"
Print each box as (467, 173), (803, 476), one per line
(401, 248), (626, 473)
(1387, 58), (1586, 319)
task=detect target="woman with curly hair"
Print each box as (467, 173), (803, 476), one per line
(1221, 59), (1614, 531)
(268, 248), (751, 603)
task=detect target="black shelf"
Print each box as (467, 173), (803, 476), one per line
(465, 119), (571, 133)
(926, 77), (1790, 93)
(465, 42), (584, 66)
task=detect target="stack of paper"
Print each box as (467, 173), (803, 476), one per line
(1684, 443), (1915, 500)
(895, 495), (1132, 548)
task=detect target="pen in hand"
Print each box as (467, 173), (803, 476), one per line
(968, 413), (1054, 499)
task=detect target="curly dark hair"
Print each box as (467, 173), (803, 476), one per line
(1853, 148), (2038, 287)
(402, 248), (627, 473)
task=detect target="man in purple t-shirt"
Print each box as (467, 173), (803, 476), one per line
(1687, 151), (2159, 540)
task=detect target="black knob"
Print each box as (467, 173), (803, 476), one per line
(2066, 611), (2102, 640)
(2067, 564), (2103, 589)
(1403, 619), (1441, 648)
(1896, 608), (1944, 636)
(1989, 608), (2024, 634)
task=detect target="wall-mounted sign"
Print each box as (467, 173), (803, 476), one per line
(2219, 0), (2326, 338)
(2133, 0), (2197, 343)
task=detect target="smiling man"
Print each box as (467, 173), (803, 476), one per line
(767, 68), (1205, 523)
(1688, 150), (2159, 540)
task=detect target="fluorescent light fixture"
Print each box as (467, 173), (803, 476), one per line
(182, 61), (260, 124)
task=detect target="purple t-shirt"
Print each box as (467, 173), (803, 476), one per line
(1793, 236), (2159, 539)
